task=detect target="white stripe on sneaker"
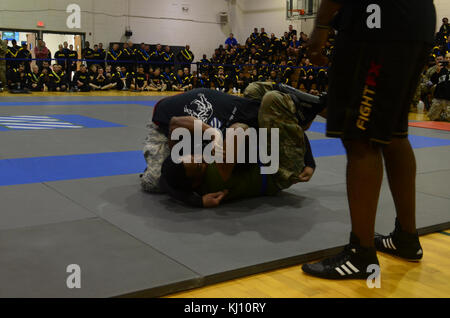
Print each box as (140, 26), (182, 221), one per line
(386, 239), (393, 249)
(341, 264), (352, 275)
(389, 238), (397, 250)
(345, 261), (360, 273)
(335, 267), (346, 276)
(383, 239), (388, 249)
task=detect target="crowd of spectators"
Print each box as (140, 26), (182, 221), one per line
(1, 17), (449, 120)
(414, 17), (450, 121)
(2, 24), (336, 94)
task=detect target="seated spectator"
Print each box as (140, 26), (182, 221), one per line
(213, 66), (230, 91)
(182, 67), (194, 91)
(196, 72), (211, 89)
(39, 60), (51, 74)
(8, 64), (28, 92)
(233, 72), (249, 92)
(269, 70), (280, 84)
(90, 67), (114, 90)
(72, 64), (91, 92)
(88, 64), (98, 81)
(172, 69), (190, 91)
(38, 68), (52, 92)
(48, 64), (68, 92)
(225, 33), (238, 47)
(298, 58), (315, 92)
(288, 35), (301, 57)
(111, 66), (128, 90)
(316, 66), (328, 93)
(161, 66), (175, 90)
(130, 65), (148, 91)
(148, 68), (167, 92)
(26, 65), (42, 91)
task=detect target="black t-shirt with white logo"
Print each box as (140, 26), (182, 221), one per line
(332, 0), (436, 43)
(152, 88), (261, 136)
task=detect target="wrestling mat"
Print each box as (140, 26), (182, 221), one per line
(0, 95), (449, 297)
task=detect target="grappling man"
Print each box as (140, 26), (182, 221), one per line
(140, 82), (326, 207)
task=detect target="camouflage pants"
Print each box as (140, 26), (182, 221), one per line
(245, 82), (306, 190)
(140, 122), (170, 193)
(428, 99), (450, 122)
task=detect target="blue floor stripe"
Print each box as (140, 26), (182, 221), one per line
(0, 151), (145, 186)
(0, 101), (157, 107)
(1, 133), (450, 186)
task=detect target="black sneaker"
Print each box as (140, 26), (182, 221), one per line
(302, 233), (379, 280)
(375, 218), (423, 261)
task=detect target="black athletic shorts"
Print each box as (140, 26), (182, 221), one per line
(326, 35), (431, 144)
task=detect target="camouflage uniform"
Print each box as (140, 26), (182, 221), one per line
(140, 122), (170, 193)
(245, 82), (306, 189)
(428, 99), (450, 121)
(0, 40), (7, 88)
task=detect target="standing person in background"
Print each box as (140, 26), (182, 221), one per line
(162, 46), (175, 70)
(54, 44), (67, 71)
(107, 43), (122, 70)
(18, 42), (32, 74)
(302, 0), (436, 280)
(177, 45), (194, 71)
(150, 44), (163, 70)
(66, 44), (78, 83)
(0, 40), (7, 90)
(82, 41), (94, 68)
(6, 40), (22, 72)
(98, 43), (107, 68)
(120, 42), (133, 71)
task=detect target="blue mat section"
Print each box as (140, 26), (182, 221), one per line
(2, 134), (450, 186)
(0, 151), (145, 186)
(0, 101), (157, 107)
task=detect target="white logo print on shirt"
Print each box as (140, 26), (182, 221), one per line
(183, 93), (222, 129)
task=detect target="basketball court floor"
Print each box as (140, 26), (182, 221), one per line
(0, 91), (449, 298)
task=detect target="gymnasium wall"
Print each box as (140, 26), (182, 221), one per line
(230, 0), (308, 42)
(434, 0), (450, 31)
(0, 0), (231, 61)
(1, 0), (448, 63)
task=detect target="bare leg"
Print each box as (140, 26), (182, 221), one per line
(343, 140), (384, 248)
(382, 138), (417, 234)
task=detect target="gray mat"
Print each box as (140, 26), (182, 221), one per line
(0, 218), (201, 298)
(1, 97), (449, 297)
(44, 172), (450, 296)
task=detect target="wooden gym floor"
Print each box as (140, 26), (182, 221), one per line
(167, 231), (450, 298)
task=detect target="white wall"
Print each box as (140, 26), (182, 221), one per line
(434, 0), (450, 32)
(0, 0), (230, 61)
(228, 0), (315, 44)
(127, 0), (230, 60)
